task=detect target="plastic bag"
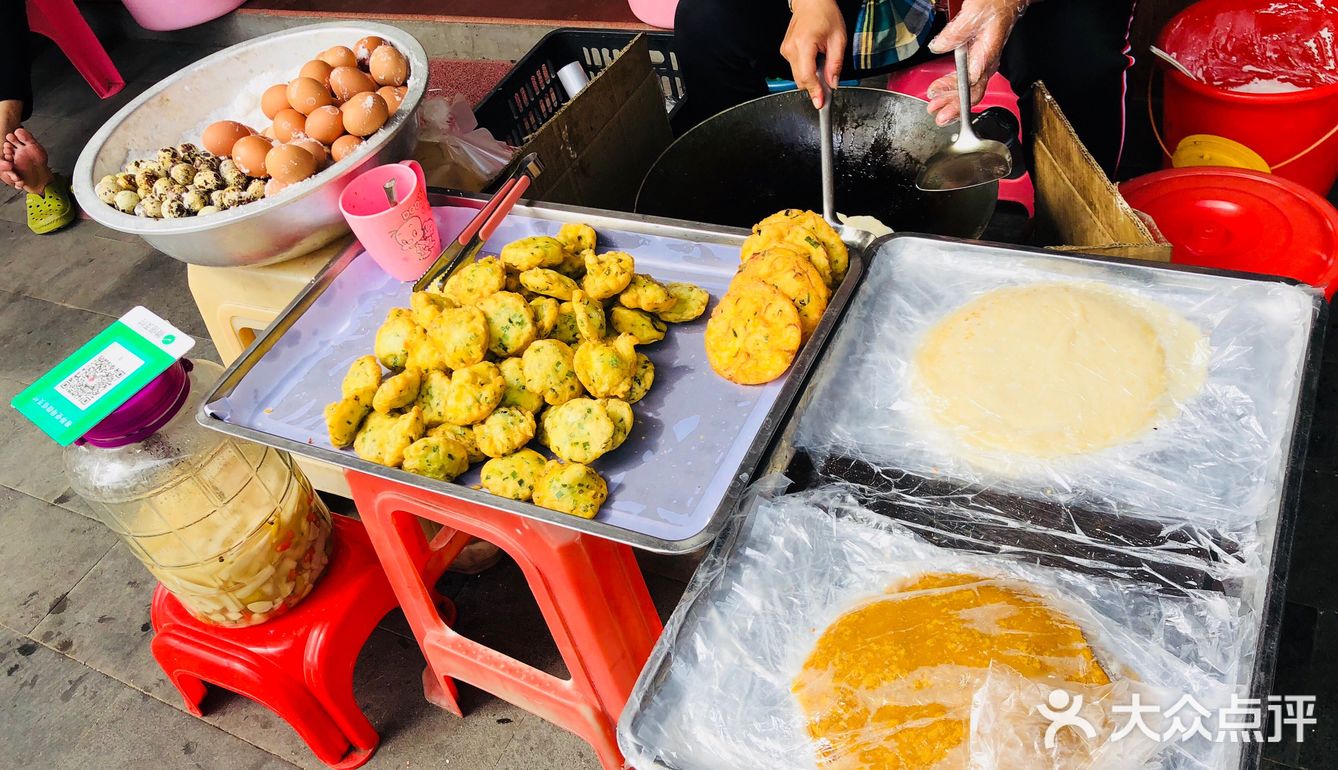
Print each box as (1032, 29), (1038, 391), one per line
(792, 239), (1317, 538)
(619, 486), (1255, 770)
(411, 93), (514, 192)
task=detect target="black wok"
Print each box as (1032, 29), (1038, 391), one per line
(637, 88), (1000, 239)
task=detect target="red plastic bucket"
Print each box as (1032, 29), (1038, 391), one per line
(1156, 0), (1338, 195)
(1120, 168), (1338, 298)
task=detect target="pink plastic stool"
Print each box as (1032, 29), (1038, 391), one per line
(346, 470), (664, 770)
(150, 514), (458, 769)
(121, 0), (247, 32)
(629, 0), (679, 28)
(886, 57), (1034, 215)
(26, 0), (125, 99)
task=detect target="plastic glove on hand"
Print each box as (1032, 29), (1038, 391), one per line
(925, 0), (1029, 125)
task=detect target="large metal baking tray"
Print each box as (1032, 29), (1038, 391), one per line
(197, 192), (866, 554)
(619, 235), (1325, 769)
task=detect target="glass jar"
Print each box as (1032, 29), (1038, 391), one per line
(64, 359), (332, 627)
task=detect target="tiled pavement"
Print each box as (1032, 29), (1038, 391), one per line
(5, 21), (1338, 770)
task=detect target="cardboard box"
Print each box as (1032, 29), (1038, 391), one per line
(489, 35), (675, 212)
(1030, 83), (1172, 261)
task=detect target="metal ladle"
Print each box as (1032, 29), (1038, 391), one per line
(915, 43), (1012, 192)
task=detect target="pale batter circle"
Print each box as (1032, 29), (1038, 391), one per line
(912, 283), (1205, 458)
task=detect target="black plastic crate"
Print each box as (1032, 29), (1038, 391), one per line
(474, 28), (684, 149)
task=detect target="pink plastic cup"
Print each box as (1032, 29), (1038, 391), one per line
(339, 160), (441, 281)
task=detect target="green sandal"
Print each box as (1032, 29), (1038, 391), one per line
(26, 174), (76, 235)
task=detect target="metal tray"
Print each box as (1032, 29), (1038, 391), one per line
(197, 193), (866, 554)
(618, 235), (1325, 769)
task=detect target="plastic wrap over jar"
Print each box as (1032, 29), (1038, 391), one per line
(619, 486), (1261, 770)
(65, 360), (333, 627)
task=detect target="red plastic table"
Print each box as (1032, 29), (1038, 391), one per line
(346, 470), (664, 769)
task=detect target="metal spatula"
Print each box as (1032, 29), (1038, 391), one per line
(915, 43), (1012, 192)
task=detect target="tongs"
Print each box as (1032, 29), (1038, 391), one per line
(412, 152), (544, 292)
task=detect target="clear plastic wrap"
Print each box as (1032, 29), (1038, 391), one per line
(793, 239), (1318, 538)
(619, 487), (1255, 770)
(619, 239), (1317, 770)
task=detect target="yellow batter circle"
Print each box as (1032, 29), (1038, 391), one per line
(792, 573), (1110, 770)
(911, 283), (1207, 459)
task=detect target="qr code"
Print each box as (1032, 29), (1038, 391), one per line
(54, 342), (144, 410)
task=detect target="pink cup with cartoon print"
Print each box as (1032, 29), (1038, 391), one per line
(339, 160), (441, 281)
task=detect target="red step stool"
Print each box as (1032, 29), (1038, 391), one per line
(347, 470), (664, 770)
(150, 514), (459, 769)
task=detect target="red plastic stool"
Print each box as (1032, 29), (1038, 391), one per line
(26, 0), (125, 99)
(346, 471), (664, 770)
(150, 514), (459, 769)
(886, 57), (1035, 215)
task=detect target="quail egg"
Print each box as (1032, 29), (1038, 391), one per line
(197, 205), (221, 216)
(157, 146), (181, 169)
(113, 190), (141, 213)
(244, 178), (267, 201)
(162, 198), (190, 218)
(136, 196), (164, 218)
(219, 158), (247, 187)
(169, 163), (196, 185)
(94, 177), (118, 204)
(193, 169), (224, 192)
(182, 189), (208, 213)
(114, 172), (136, 191)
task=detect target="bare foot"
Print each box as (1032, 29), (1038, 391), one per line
(5, 128), (53, 196)
(0, 140), (20, 190)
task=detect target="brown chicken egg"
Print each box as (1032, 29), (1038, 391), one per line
(232, 135), (274, 177)
(354, 36), (386, 64)
(319, 45), (358, 69)
(331, 134), (363, 162)
(265, 177), (289, 198)
(304, 105), (344, 145)
(299, 59), (333, 85)
(328, 66), (376, 103)
(261, 83), (291, 119)
(375, 85), (404, 113)
(340, 92), (389, 137)
(286, 77), (333, 116)
(261, 125), (276, 140)
(272, 109), (307, 143)
(369, 45), (408, 87)
(291, 138), (329, 168)
(201, 120), (253, 157)
(265, 143), (317, 185)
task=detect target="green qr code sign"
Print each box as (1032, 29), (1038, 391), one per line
(10, 307), (194, 446)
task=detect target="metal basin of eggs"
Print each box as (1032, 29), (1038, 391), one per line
(73, 22), (427, 267)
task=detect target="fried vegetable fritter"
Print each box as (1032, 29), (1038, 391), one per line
(480, 449), (549, 501)
(402, 436), (470, 481)
(609, 306), (666, 345)
(573, 334), (638, 399)
(354, 407), (425, 466)
(441, 362), (506, 425)
(532, 461), (608, 519)
(474, 406), (537, 458)
(522, 339), (584, 406)
(657, 282), (710, 323)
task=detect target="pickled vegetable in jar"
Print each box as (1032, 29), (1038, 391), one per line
(64, 359), (332, 627)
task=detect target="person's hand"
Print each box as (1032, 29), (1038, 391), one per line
(781, 0), (847, 109)
(924, 0), (1028, 125)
